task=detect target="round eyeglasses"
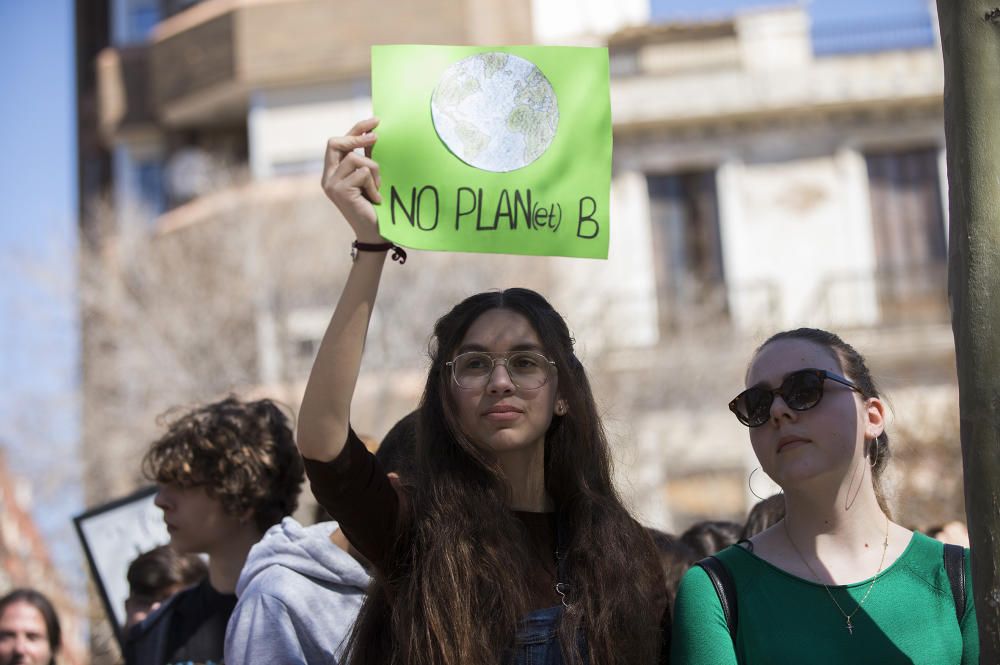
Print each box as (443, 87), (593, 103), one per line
(729, 368), (862, 427)
(446, 351), (556, 390)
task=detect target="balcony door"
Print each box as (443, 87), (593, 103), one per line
(866, 147), (947, 321)
(647, 170), (726, 334)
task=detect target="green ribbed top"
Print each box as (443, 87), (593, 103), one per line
(670, 532), (978, 665)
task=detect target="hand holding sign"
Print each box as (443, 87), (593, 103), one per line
(322, 118), (386, 244)
(372, 45), (612, 259)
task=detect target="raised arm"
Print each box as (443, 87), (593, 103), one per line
(297, 118), (388, 462)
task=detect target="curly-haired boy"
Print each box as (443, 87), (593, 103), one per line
(124, 396), (304, 665)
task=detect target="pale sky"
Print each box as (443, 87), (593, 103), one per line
(0, 0), (81, 593)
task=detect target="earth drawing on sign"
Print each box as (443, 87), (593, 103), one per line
(430, 52), (560, 173)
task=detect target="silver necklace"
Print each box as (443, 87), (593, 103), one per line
(782, 515), (889, 635)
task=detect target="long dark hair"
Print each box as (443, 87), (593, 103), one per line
(347, 288), (662, 665)
(755, 328), (892, 515)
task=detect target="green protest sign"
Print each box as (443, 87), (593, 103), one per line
(371, 45), (611, 259)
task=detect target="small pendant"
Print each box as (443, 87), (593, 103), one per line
(846, 618), (853, 635)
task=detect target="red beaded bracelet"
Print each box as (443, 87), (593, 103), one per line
(351, 241), (407, 264)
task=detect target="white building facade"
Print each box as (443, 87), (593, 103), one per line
(88, 0), (957, 534)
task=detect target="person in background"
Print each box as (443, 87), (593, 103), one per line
(224, 410), (419, 665)
(740, 493), (786, 540)
(125, 396), (304, 665)
(645, 528), (695, 659)
(925, 521), (970, 548)
(124, 545), (208, 629)
(647, 528), (695, 608)
(679, 520), (742, 560)
(0, 589), (61, 665)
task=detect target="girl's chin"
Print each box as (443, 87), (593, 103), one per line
(769, 462), (834, 488)
(482, 433), (544, 455)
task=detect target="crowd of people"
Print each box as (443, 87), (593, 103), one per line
(4, 121), (978, 664)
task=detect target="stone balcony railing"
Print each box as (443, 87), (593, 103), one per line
(96, 0), (533, 135)
(611, 46), (943, 131)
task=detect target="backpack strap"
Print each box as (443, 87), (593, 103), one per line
(696, 555), (738, 639)
(943, 543), (967, 622)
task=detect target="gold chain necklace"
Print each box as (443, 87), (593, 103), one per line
(782, 515), (889, 635)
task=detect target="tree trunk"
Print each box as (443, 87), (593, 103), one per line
(936, 1), (1000, 660)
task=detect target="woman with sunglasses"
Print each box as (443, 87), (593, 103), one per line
(296, 119), (668, 665)
(671, 328), (978, 664)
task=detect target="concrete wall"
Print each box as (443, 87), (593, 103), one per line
(720, 149), (879, 329)
(531, 0), (649, 44)
(248, 83), (372, 179)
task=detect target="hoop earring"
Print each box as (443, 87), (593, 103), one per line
(748, 467), (775, 501)
(869, 438), (879, 468)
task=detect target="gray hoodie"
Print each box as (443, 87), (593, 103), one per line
(225, 517), (370, 664)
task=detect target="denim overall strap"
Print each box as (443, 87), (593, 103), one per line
(508, 511), (584, 665)
(555, 510), (571, 607)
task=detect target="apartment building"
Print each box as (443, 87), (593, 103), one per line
(0, 451), (86, 665)
(77, 0), (958, 540)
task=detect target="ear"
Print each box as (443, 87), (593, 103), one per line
(554, 398), (568, 416)
(863, 396), (885, 442)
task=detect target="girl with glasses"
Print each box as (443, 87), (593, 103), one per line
(671, 328), (978, 664)
(296, 119), (668, 665)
